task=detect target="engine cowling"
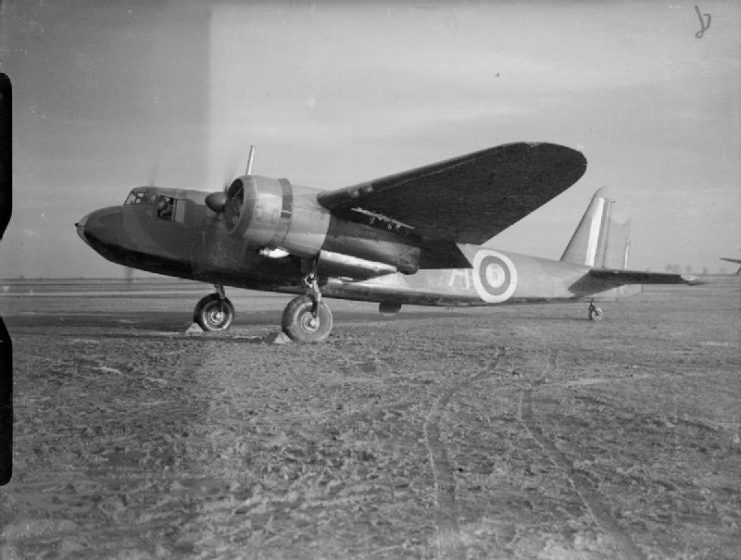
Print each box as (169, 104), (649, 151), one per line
(217, 174), (422, 279)
(223, 175), (330, 258)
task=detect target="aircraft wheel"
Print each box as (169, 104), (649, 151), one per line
(281, 295), (333, 343)
(588, 306), (604, 321)
(194, 293), (235, 331)
(379, 302), (402, 315)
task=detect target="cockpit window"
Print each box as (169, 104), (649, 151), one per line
(156, 195), (175, 221)
(124, 191), (151, 205)
(124, 190), (181, 222)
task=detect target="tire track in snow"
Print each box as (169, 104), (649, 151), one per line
(518, 349), (646, 560)
(424, 347), (505, 560)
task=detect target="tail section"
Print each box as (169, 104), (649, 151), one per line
(561, 188), (631, 269)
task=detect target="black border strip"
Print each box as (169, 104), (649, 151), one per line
(0, 72), (13, 485)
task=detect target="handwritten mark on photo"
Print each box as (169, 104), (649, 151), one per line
(694, 5), (711, 39)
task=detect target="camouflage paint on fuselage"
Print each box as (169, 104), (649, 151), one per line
(320, 245), (639, 306)
(79, 186), (639, 307)
(81, 187), (308, 289)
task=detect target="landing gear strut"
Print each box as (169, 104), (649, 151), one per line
(194, 285), (235, 331)
(281, 271), (333, 342)
(588, 300), (604, 321)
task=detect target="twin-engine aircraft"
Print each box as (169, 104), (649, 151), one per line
(76, 142), (698, 342)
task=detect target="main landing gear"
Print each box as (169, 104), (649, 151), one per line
(281, 272), (333, 343)
(588, 300), (604, 321)
(193, 274), (333, 343)
(193, 285), (234, 331)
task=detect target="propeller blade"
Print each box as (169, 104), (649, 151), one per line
(222, 157), (239, 192)
(123, 266), (135, 284)
(245, 145), (256, 175)
(147, 161), (159, 187)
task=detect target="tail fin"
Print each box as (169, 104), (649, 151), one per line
(560, 188), (631, 269)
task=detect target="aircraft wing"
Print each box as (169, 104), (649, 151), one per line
(588, 268), (703, 286)
(317, 142), (587, 245)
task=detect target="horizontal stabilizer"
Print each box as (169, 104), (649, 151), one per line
(720, 257), (741, 274)
(589, 269), (703, 286)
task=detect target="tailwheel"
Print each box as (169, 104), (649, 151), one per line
(281, 295), (333, 343)
(588, 300), (604, 321)
(194, 293), (235, 331)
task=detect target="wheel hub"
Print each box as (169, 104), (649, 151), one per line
(208, 310), (224, 323)
(300, 312), (319, 332)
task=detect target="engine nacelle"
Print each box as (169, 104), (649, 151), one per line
(220, 174), (422, 279)
(223, 175), (330, 258)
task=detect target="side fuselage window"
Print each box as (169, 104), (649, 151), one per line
(156, 195), (175, 221)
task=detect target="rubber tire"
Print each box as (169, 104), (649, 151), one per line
(194, 294), (235, 331)
(589, 307), (604, 321)
(281, 295), (333, 343)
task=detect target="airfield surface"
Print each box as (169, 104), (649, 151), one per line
(0, 277), (739, 559)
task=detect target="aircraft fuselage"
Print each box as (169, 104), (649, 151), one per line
(77, 185), (633, 307)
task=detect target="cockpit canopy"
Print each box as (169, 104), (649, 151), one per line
(123, 187), (179, 222)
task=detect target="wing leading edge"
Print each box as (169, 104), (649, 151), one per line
(318, 142), (587, 245)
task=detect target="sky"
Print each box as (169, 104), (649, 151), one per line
(0, 0), (740, 278)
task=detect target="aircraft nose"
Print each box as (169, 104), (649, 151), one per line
(75, 213), (89, 244)
(75, 207), (123, 250)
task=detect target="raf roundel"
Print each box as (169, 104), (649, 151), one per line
(471, 249), (518, 303)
